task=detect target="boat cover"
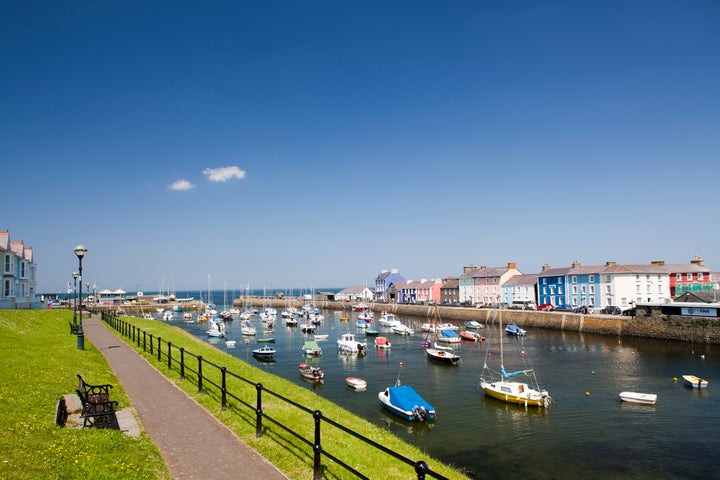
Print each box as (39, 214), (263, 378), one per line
(439, 329), (459, 339)
(389, 386), (435, 413)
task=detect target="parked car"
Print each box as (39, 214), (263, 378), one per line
(572, 305), (589, 314)
(537, 303), (555, 311)
(622, 308), (636, 316)
(601, 306), (622, 315)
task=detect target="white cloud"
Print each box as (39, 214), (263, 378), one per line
(169, 179), (196, 191)
(203, 166), (247, 183)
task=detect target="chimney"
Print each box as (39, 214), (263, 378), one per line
(650, 260), (665, 266)
(463, 264), (477, 273)
(690, 256), (705, 266)
(606, 261), (617, 266)
(571, 260), (581, 269)
(507, 262), (517, 269)
(480, 265), (487, 270)
(541, 263), (550, 271)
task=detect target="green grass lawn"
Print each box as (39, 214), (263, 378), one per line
(0, 310), (170, 480)
(0, 310), (468, 479)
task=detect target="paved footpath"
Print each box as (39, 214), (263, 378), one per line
(82, 315), (290, 480)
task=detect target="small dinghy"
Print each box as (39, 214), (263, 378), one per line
(682, 375), (709, 389)
(619, 391), (657, 405)
(346, 377), (367, 390)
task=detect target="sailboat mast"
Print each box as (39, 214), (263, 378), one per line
(499, 312), (505, 370)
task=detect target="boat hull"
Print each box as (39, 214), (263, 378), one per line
(425, 348), (460, 364)
(682, 375), (709, 388)
(619, 391), (657, 405)
(480, 380), (551, 408)
(346, 377), (367, 390)
(378, 386), (436, 422)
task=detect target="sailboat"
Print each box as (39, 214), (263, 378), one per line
(424, 304), (461, 364)
(479, 311), (551, 408)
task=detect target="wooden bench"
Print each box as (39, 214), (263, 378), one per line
(76, 374), (119, 429)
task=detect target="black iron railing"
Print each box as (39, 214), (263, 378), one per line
(102, 312), (448, 480)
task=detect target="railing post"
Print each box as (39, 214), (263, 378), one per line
(180, 348), (185, 379)
(143, 331), (147, 352)
(167, 342), (172, 369)
(313, 410), (323, 480)
(255, 383), (263, 437)
(136, 326), (141, 346)
(197, 356), (203, 393)
(149, 334), (154, 355)
(157, 337), (162, 361)
(221, 367), (227, 410)
(414, 460), (429, 480)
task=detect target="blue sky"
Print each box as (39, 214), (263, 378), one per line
(2, 1), (719, 294)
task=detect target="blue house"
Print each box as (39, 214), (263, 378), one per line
(375, 269), (405, 302)
(537, 261), (601, 310)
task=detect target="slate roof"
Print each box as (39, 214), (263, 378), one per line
(503, 273), (538, 287)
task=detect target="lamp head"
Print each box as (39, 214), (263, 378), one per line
(72, 272), (79, 279)
(74, 244), (87, 260)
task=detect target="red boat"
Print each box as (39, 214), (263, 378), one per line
(460, 330), (484, 342)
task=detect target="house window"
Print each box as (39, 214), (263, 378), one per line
(589, 285), (595, 294)
(589, 275), (594, 283)
(559, 278), (563, 284)
(486, 278), (489, 284)
(647, 285), (652, 293)
(676, 273), (681, 281)
(606, 285), (612, 294)
(20, 262), (26, 278)
(636, 274), (640, 281)
(3, 255), (10, 274)
(572, 276), (577, 284)
(572, 285), (577, 294)
(580, 285), (586, 294)
(698, 273), (704, 281)
(605, 275), (611, 282)
(542, 278), (547, 285)
(3, 279), (10, 297)
(687, 273), (693, 281)
(636, 285), (641, 293)
(558, 286), (563, 295)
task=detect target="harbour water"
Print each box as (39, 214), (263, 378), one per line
(166, 307), (718, 480)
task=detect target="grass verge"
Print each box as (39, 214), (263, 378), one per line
(0, 310), (170, 480)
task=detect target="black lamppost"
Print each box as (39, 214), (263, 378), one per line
(72, 272), (79, 328)
(74, 244), (87, 350)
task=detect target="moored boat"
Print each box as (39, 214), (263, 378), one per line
(252, 346), (276, 358)
(346, 377), (367, 390)
(337, 332), (368, 354)
(303, 340), (323, 357)
(480, 312), (551, 408)
(299, 363), (324, 381)
(374, 336), (392, 349)
(460, 330), (484, 342)
(682, 374), (709, 389)
(464, 320), (483, 329)
(378, 384), (436, 422)
(505, 323), (527, 336)
(619, 391), (657, 405)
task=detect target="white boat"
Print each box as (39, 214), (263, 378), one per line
(374, 336), (392, 349)
(465, 320), (484, 329)
(313, 334), (329, 341)
(437, 323), (459, 331)
(183, 312), (193, 323)
(300, 323), (316, 333)
(225, 340), (237, 348)
(436, 328), (461, 343)
(424, 305), (460, 364)
(619, 391), (657, 405)
(206, 320), (226, 338)
(420, 323), (435, 333)
(163, 310), (173, 321)
(378, 312), (399, 327)
(298, 363), (324, 381)
(337, 332), (368, 354)
(391, 323), (414, 336)
(302, 340), (323, 357)
(346, 377), (367, 390)
(682, 375), (709, 389)
(479, 311), (551, 408)
(252, 346), (276, 358)
(241, 321), (256, 336)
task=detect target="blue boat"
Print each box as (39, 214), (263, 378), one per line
(505, 323), (527, 336)
(378, 385), (436, 422)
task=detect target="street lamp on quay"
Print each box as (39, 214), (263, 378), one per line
(74, 244), (87, 350)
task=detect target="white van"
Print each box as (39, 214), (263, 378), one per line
(510, 300), (537, 310)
